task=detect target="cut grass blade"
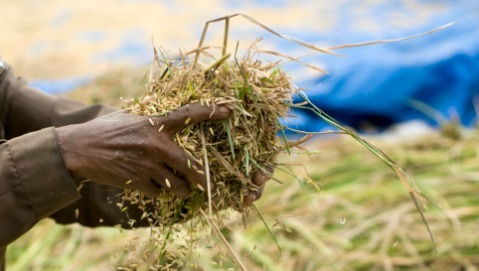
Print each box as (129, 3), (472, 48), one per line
(274, 111), (291, 155)
(244, 145), (250, 177)
(251, 204), (282, 253)
(278, 165), (317, 211)
(327, 22), (455, 50)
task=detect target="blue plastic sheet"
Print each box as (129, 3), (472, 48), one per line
(286, 1), (479, 132)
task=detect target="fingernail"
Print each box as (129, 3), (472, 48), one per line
(244, 193), (256, 206)
(218, 105), (231, 115)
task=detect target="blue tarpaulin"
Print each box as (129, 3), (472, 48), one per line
(285, 1), (479, 132)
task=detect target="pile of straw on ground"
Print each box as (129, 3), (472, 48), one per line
(8, 114), (479, 270)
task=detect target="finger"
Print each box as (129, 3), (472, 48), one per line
(253, 171), (271, 187)
(162, 103), (231, 133)
(151, 167), (191, 198)
(251, 171), (271, 198)
(125, 179), (164, 198)
(159, 141), (213, 192)
(243, 170), (274, 206)
(244, 183), (265, 207)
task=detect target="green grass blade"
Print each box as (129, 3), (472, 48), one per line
(223, 119), (236, 160)
(252, 204), (282, 252)
(296, 90), (436, 251)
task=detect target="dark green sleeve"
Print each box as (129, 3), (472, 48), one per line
(0, 61), (149, 269)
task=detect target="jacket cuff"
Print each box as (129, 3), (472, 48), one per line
(7, 127), (80, 219)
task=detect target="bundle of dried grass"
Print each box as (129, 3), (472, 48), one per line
(124, 45), (295, 225)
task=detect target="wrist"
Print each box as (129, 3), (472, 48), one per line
(56, 125), (85, 179)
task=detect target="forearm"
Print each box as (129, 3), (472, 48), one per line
(0, 128), (147, 235)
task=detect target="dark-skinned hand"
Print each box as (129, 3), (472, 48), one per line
(56, 103), (271, 203)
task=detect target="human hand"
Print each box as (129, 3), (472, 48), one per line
(56, 103), (231, 198)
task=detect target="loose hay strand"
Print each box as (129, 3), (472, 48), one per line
(200, 125), (213, 216)
(194, 13), (337, 66)
(327, 22), (455, 50)
(200, 209), (248, 271)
